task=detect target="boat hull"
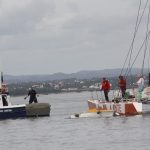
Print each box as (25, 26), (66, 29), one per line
(0, 103), (51, 119)
(70, 111), (114, 119)
(88, 100), (142, 116)
(0, 105), (26, 119)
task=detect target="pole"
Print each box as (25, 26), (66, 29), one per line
(0, 72), (2, 89)
(148, 73), (150, 86)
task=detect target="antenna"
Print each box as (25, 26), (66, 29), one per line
(1, 72), (3, 84)
(0, 71), (2, 92)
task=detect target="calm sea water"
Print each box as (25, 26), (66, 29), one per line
(0, 91), (150, 150)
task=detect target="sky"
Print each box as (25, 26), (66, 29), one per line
(0, 0), (149, 75)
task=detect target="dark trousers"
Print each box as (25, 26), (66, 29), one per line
(104, 90), (109, 101)
(29, 97), (38, 104)
(121, 89), (126, 98)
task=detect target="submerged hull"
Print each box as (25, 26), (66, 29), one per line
(0, 103), (51, 119)
(70, 111), (114, 119)
(88, 99), (142, 116)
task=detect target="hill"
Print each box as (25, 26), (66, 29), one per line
(3, 68), (149, 83)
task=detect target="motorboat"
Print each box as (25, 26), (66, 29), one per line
(0, 72), (51, 119)
(0, 92), (50, 119)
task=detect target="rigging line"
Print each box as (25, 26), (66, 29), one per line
(136, 0), (149, 32)
(126, 0), (143, 70)
(127, 34), (149, 76)
(141, 4), (150, 75)
(125, 0), (149, 76)
(126, 46), (133, 76)
(120, 0), (142, 75)
(124, 0), (149, 76)
(148, 39), (150, 72)
(126, 31), (150, 76)
(148, 28), (150, 72)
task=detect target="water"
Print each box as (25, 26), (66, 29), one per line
(0, 91), (150, 150)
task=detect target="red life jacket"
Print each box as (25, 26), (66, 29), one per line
(101, 80), (110, 91)
(119, 78), (126, 90)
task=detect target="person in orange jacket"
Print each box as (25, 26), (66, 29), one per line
(100, 77), (111, 101)
(118, 75), (126, 98)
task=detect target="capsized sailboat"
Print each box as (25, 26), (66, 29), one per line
(0, 72), (51, 119)
(70, 109), (114, 119)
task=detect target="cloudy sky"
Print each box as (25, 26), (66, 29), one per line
(0, 0), (149, 75)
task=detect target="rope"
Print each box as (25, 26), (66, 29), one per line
(148, 39), (150, 72)
(121, 0), (149, 76)
(121, 0), (142, 75)
(125, 0), (149, 77)
(141, 4), (150, 75)
(126, 32), (150, 76)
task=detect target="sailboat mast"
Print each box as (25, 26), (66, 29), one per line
(149, 73), (150, 86)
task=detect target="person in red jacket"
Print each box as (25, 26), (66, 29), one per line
(118, 75), (126, 98)
(100, 78), (111, 101)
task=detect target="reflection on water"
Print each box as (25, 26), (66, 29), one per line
(0, 91), (150, 150)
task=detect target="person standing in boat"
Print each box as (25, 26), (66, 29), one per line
(1, 84), (9, 95)
(118, 75), (126, 98)
(25, 88), (38, 104)
(100, 78), (111, 102)
(0, 84), (9, 106)
(136, 75), (145, 92)
(136, 75), (145, 100)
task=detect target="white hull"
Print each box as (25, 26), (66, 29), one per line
(88, 99), (142, 116)
(70, 111), (114, 119)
